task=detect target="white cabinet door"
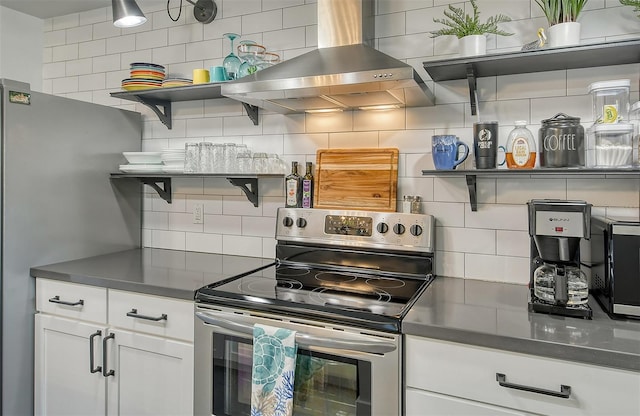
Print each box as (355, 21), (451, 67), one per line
(35, 314), (107, 416)
(406, 388), (534, 416)
(105, 328), (194, 416)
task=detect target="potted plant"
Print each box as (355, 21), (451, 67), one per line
(430, 0), (513, 57)
(619, 0), (640, 18)
(535, 0), (589, 47)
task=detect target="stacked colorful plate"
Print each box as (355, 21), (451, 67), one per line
(162, 78), (192, 88)
(122, 62), (166, 91)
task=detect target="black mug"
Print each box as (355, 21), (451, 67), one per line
(473, 121), (499, 169)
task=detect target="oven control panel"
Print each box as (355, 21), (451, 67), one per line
(276, 208), (434, 253)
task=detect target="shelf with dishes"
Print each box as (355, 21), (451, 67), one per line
(110, 173), (283, 207)
(422, 39), (640, 116)
(110, 83), (259, 129)
(421, 168), (640, 211)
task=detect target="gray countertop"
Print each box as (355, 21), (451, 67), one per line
(31, 250), (640, 372)
(404, 277), (640, 372)
(30, 248), (274, 300)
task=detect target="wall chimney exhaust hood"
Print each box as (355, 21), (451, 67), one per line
(221, 0), (434, 114)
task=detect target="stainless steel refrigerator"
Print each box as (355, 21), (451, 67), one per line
(0, 79), (142, 415)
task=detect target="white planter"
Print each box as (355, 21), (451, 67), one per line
(459, 35), (486, 57)
(548, 22), (581, 48)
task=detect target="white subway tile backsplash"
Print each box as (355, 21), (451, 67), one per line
(187, 195), (223, 215)
(379, 129), (432, 154)
(465, 253), (529, 284)
(79, 39), (106, 58)
(223, 0), (262, 18)
(242, 10), (283, 33)
(223, 196), (263, 216)
(531, 95), (592, 125)
(496, 178), (567, 204)
(52, 77), (79, 94)
(380, 0), (432, 15)
(66, 25), (93, 44)
(151, 230), (186, 251)
(354, 109), (405, 131)
(497, 71), (567, 100)
(436, 227), (496, 254)
(43, 62), (66, 79)
(263, 114), (305, 135)
(169, 24), (204, 45)
(262, 238), (277, 259)
(78, 73), (105, 91)
(106, 35), (136, 54)
(423, 202), (465, 227)
(44, 30), (66, 47)
(186, 232), (223, 254)
(329, 131), (379, 148)
(143, 211), (168, 230)
(376, 12), (406, 38)
(92, 54), (120, 72)
(186, 39), (222, 62)
(407, 104), (465, 129)
(496, 230), (530, 258)
(306, 112), (353, 133)
(282, 4), (316, 28)
(567, 178), (640, 207)
(435, 250), (465, 278)
(52, 44), (78, 61)
(242, 216), (276, 237)
(93, 21), (121, 40)
(79, 8), (107, 26)
(262, 197), (285, 218)
(187, 118), (223, 138)
(152, 44), (187, 64)
(204, 214), (242, 235)
(152, 193), (187, 212)
(222, 235), (264, 257)
(262, 27), (308, 51)
(224, 115), (264, 136)
(52, 14), (79, 30)
(465, 203), (528, 231)
(433, 177), (496, 205)
(136, 29), (169, 50)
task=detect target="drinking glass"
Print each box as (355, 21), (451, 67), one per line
(212, 144), (225, 173)
(223, 143), (238, 173)
(257, 52), (281, 70)
(238, 43), (266, 77)
(252, 152), (268, 173)
(199, 142), (214, 173)
(222, 33), (241, 80)
(237, 40), (257, 78)
(184, 143), (200, 173)
(236, 151), (253, 173)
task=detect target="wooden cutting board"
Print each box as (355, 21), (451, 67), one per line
(314, 148), (399, 212)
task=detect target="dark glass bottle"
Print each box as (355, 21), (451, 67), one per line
(301, 162), (314, 208)
(285, 161), (302, 207)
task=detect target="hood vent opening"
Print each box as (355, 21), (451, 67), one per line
(220, 0), (435, 114)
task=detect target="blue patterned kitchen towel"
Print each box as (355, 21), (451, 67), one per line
(251, 324), (298, 416)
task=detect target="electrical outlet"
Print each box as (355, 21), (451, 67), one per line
(193, 203), (204, 224)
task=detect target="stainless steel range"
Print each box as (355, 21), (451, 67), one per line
(194, 208), (435, 416)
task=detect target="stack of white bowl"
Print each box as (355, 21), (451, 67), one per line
(161, 149), (186, 173)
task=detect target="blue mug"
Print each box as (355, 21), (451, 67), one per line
(432, 135), (469, 170)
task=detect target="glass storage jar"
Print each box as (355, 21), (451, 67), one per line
(588, 79), (630, 124)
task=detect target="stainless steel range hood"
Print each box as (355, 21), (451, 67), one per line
(221, 0), (434, 114)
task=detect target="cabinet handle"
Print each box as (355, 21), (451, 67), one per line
(102, 333), (115, 377)
(89, 330), (102, 374)
(126, 308), (168, 322)
(48, 295), (84, 307)
(496, 373), (571, 399)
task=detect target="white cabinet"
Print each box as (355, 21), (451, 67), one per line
(405, 336), (640, 416)
(34, 279), (194, 416)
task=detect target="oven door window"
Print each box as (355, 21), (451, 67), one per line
(213, 334), (371, 416)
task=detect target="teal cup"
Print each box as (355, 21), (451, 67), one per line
(210, 66), (228, 82)
(432, 135), (469, 170)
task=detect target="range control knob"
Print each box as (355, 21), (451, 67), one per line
(393, 223), (406, 235)
(410, 224), (423, 236)
(296, 218), (307, 228)
(282, 217), (294, 227)
(376, 222), (389, 234)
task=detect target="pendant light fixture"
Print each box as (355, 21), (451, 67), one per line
(112, 0), (147, 28)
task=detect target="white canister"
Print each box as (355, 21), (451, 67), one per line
(588, 79), (631, 124)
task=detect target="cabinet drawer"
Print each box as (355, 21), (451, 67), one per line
(406, 388), (532, 416)
(36, 279), (107, 324)
(108, 290), (193, 342)
(406, 336), (640, 416)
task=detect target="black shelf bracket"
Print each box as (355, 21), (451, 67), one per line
(140, 177), (172, 203)
(227, 177), (259, 207)
(465, 174), (478, 212)
(242, 103), (259, 125)
(466, 64), (478, 116)
(137, 97), (172, 129)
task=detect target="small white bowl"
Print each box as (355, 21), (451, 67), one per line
(123, 152), (163, 164)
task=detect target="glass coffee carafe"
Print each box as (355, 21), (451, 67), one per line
(533, 262), (588, 306)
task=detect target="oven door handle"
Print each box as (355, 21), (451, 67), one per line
(196, 311), (397, 354)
